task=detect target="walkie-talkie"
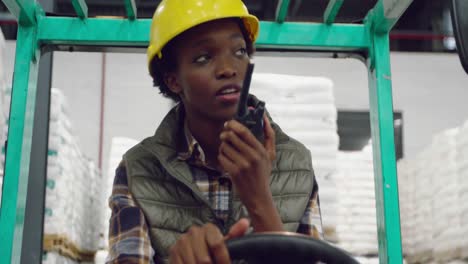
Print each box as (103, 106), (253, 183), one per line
(235, 63), (265, 143)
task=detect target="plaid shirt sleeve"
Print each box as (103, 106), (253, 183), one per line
(297, 180), (324, 239)
(106, 163), (156, 264)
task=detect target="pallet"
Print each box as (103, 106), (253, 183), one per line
(43, 234), (96, 262)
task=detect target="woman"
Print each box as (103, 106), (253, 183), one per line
(107, 1), (322, 263)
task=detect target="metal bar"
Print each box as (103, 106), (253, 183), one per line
(1, 0), (37, 26)
(124, 0), (137, 20)
(366, 32), (403, 264)
(275, 0), (290, 23)
(37, 17), (151, 46)
(0, 25), (40, 264)
(19, 50), (52, 264)
(324, 0), (344, 24)
(257, 21), (369, 51)
(71, 0), (88, 19)
(37, 17), (370, 51)
(366, 0), (414, 33)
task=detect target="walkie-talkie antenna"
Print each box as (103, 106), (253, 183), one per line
(237, 63), (255, 118)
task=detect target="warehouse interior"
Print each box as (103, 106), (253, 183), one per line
(1, 0), (468, 263)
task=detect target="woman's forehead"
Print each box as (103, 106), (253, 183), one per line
(176, 18), (245, 47)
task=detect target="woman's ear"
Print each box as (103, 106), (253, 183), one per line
(164, 72), (182, 95)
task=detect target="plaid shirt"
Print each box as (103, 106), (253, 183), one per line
(107, 122), (323, 263)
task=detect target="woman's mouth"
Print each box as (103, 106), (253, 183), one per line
(215, 86), (241, 103)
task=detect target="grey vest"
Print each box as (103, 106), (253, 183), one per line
(123, 105), (315, 263)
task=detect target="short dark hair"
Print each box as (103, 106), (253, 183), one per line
(149, 19), (255, 102)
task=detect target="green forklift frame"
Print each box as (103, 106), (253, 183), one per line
(0, 0), (413, 263)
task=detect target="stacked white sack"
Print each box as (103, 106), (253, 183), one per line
(398, 157), (418, 258)
(1, 84), (10, 172)
(1, 85), (10, 126)
(427, 261), (468, 264)
(334, 144), (378, 256)
(409, 146), (435, 263)
(251, 73), (339, 241)
(397, 125), (468, 263)
(353, 257), (379, 264)
(456, 121), (468, 259)
(94, 250), (109, 264)
(42, 252), (78, 264)
(101, 136), (139, 249)
(44, 88), (74, 237)
(42, 251), (94, 264)
(44, 88), (103, 258)
(0, 164), (2, 202)
(354, 257), (409, 264)
(430, 128), (462, 262)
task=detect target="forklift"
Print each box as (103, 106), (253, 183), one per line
(1, 0), (467, 263)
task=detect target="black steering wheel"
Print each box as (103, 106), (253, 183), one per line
(226, 233), (360, 264)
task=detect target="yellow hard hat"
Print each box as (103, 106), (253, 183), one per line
(147, 0), (259, 69)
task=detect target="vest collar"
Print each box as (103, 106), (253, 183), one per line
(140, 96), (290, 188)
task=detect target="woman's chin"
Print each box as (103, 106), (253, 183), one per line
(210, 110), (238, 123)
(215, 105), (238, 119)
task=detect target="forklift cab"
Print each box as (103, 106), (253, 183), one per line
(0, 0), (466, 263)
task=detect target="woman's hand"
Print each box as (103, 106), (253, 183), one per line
(218, 115), (282, 232)
(169, 219), (249, 264)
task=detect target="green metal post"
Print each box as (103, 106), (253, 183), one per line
(275, 0), (290, 23)
(367, 0), (414, 34)
(0, 25), (40, 264)
(367, 32), (403, 264)
(324, 0), (344, 24)
(1, 0), (36, 26)
(124, 0), (137, 20)
(71, 0), (88, 19)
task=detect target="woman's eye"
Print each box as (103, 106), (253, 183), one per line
(235, 47), (247, 56)
(194, 55), (210, 64)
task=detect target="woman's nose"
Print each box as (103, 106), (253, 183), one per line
(215, 56), (237, 79)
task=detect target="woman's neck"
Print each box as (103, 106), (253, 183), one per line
(185, 113), (225, 167)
